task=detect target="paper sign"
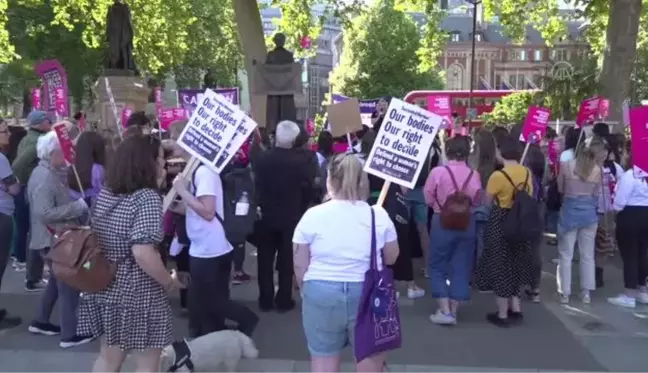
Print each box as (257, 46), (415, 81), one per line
(53, 123), (76, 164)
(629, 106), (648, 178)
(364, 98), (443, 189)
(598, 98), (610, 119)
(427, 95), (452, 129)
(121, 106), (133, 129)
(520, 106), (551, 143)
(214, 117), (258, 172)
(176, 89), (249, 173)
(54, 88), (67, 118)
(576, 97), (601, 127)
(178, 88), (239, 117)
(327, 98), (363, 138)
(31, 88), (41, 111)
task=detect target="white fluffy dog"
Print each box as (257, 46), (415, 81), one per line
(160, 330), (259, 372)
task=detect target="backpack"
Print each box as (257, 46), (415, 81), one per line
(192, 164), (257, 244)
(498, 170), (542, 243)
(435, 166), (474, 231)
(46, 227), (116, 293)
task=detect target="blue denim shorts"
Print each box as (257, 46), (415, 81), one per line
(301, 280), (363, 356)
(405, 188), (429, 224)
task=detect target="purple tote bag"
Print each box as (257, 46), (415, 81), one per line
(354, 208), (402, 362)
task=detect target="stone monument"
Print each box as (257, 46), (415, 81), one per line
(265, 33), (297, 133)
(93, 0), (148, 142)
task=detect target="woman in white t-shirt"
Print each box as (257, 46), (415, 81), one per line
(293, 154), (399, 372)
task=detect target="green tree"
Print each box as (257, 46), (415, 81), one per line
(482, 0), (646, 132)
(481, 91), (538, 128)
(329, 0), (443, 99)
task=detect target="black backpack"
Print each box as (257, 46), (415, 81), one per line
(498, 170), (542, 243)
(192, 164), (257, 244)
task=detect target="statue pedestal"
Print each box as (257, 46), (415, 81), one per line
(92, 73), (149, 142)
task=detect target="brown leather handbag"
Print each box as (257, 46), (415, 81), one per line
(46, 226), (117, 293)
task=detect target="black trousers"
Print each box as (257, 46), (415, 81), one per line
(257, 225), (294, 309)
(616, 206), (648, 290)
(390, 222), (413, 281)
(175, 247), (190, 309)
(188, 252), (259, 338)
(0, 213), (13, 292)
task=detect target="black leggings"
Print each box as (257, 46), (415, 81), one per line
(616, 206), (648, 290)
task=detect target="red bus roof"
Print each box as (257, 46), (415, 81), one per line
(404, 89), (541, 102)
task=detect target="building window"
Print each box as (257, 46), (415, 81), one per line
(510, 49), (527, 61)
(450, 32), (461, 42)
(446, 63), (464, 90)
(551, 49), (567, 61)
(534, 50), (543, 61)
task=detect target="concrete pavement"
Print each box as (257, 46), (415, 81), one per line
(1, 242), (647, 372)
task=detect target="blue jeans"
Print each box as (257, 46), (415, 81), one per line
(301, 280), (363, 356)
(428, 214), (476, 301)
(12, 186), (29, 263)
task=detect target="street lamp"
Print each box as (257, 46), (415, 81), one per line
(465, 0), (482, 131)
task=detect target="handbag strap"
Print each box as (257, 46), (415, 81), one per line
(369, 207), (377, 271)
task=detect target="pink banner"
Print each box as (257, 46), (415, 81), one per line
(520, 106), (551, 143)
(31, 88), (41, 111)
(121, 106), (133, 129)
(427, 95), (452, 128)
(576, 97), (601, 127)
(598, 98), (610, 119)
(629, 106), (648, 178)
(54, 88), (67, 117)
(159, 108), (187, 131)
(34, 60), (68, 116)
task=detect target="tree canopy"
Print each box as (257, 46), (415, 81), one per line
(329, 0), (444, 99)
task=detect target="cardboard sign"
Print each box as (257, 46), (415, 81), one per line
(121, 106), (133, 129)
(327, 98), (364, 138)
(364, 98), (443, 189)
(54, 88), (67, 118)
(332, 94), (380, 127)
(629, 106), (648, 178)
(576, 97), (601, 127)
(53, 123), (76, 164)
(176, 89), (256, 173)
(31, 88), (41, 111)
(427, 95), (452, 129)
(520, 106), (551, 143)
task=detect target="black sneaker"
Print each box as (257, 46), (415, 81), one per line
(25, 280), (47, 292)
(486, 312), (511, 328)
(59, 335), (95, 349)
(507, 310), (524, 323)
(28, 322), (61, 336)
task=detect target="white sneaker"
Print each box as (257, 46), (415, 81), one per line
(608, 294), (636, 308)
(407, 287), (425, 299)
(429, 310), (457, 325)
(582, 291), (591, 304)
(559, 294), (570, 304)
(637, 292), (648, 305)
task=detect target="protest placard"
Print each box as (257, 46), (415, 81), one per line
(34, 59), (68, 114)
(327, 98), (363, 138)
(53, 122), (84, 198)
(332, 94), (380, 127)
(364, 98), (443, 193)
(214, 117), (258, 172)
(31, 88), (41, 111)
(520, 106), (551, 144)
(176, 89), (245, 173)
(54, 88), (67, 118)
(427, 95), (452, 129)
(629, 106), (648, 178)
(576, 97), (601, 127)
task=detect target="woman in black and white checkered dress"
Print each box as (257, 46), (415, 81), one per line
(76, 135), (184, 372)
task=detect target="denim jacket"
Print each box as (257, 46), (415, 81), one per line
(557, 195), (598, 234)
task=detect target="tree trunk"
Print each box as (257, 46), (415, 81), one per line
(599, 0), (643, 133)
(233, 0), (267, 127)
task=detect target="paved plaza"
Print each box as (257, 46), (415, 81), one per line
(1, 243), (648, 372)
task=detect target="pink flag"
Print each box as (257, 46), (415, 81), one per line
(520, 106), (551, 144)
(629, 106), (648, 178)
(121, 106), (133, 129)
(31, 88), (41, 111)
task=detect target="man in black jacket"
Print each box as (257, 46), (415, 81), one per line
(254, 120), (317, 312)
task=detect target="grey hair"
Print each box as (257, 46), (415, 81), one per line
(275, 120), (300, 149)
(36, 131), (61, 160)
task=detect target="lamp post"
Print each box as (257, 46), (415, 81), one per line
(465, 0), (482, 131)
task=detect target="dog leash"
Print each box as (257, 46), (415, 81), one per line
(168, 339), (195, 372)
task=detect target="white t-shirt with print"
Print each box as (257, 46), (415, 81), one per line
(293, 200), (398, 283)
(186, 165), (233, 258)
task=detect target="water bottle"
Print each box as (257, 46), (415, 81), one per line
(235, 191), (250, 216)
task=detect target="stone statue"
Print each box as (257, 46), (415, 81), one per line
(265, 33), (297, 133)
(106, 0), (138, 73)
